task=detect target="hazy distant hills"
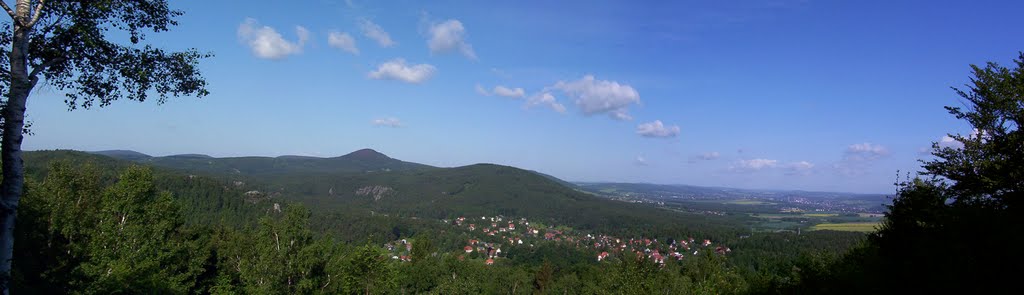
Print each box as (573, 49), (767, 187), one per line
(88, 148), (435, 176)
(89, 149), (152, 161)
(575, 182), (889, 204)
(575, 182), (884, 197)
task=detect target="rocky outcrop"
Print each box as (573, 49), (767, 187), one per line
(355, 186), (394, 201)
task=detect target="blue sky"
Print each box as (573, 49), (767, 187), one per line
(23, 0), (1024, 193)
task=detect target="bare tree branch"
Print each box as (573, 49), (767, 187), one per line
(26, 0), (44, 28)
(28, 56), (63, 79)
(0, 1), (19, 23)
(38, 8), (63, 35)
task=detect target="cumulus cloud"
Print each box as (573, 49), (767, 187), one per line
(371, 117), (402, 128)
(368, 59), (436, 83)
(475, 84), (526, 98)
(698, 152), (721, 160)
(493, 86), (526, 98)
(360, 19), (396, 47)
(327, 31), (359, 55)
(526, 93), (567, 113)
(546, 75), (641, 120)
(784, 161), (815, 175)
(237, 18), (308, 59)
(636, 120), (681, 138)
(937, 135), (963, 149)
(475, 84), (490, 96)
(427, 19), (476, 59)
(297, 27), (310, 42)
(688, 151), (720, 163)
(834, 142), (889, 176)
(731, 158), (778, 172)
(845, 143), (889, 161)
(635, 155), (648, 166)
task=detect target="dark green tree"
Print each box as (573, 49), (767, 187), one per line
(76, 166), (206, 293)
(875, 52), (1023, 293)
(234, 205), (328, 294)
(14, 164), (206, 293)
(532, 260), (554, 294)
(340, 244), (396, 294)
(11, 161), (103, 293)
(785, 52), (1024, 294)
(0, 1), (210, 290)
(400, 233), (440, 292)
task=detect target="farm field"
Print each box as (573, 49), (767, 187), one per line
(811, 222), (880, 232)
(727, 199), (776, 205)
(804, 213), (839, 217)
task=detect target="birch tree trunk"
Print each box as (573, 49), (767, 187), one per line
(0, 1), (36, 293)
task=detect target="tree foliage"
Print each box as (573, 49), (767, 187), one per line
(773, 52), (1024, 294)
(14, 164), (205, 293)
(0, 0), (210, 110)
(1, 1), (210, 291)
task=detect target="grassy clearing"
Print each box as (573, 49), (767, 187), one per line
(810, 222), (879, 232)
(727, 199), (775, 205)
(750, 213), (799, 219)
(803, 213), (839, 217)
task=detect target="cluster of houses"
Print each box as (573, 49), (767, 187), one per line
(381, 215), (731, 266)
(384, 239), (414, 262)
(462, 215), (731, 265)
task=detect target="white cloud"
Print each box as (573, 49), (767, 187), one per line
(937, 135), (963, 149)
(237, 18), (308, 59)
(360, 19), (396, 47)
(635, 155), (649, 166)
(526, 92), (567, 113)
(475, 84), (490, 96)
(731, 158), (778, 172)
(969, 128), (988, 140)
(327, 31), (359, 55)
(928, 129), (989, 153)
(371, 117), (402, 128)
(917, 147), (932, 155)
(784, 161), (815, 175)
(492, 86), (526, 98)
(547, 75), (641, 120)
(296, 26), (310, 44)
(368, 59), (436, 83)
(636, 120), (681, 138)
(834, 142), (889, 176)
(845, 143), (889, 161)
(475, 85), (526, 99)
(698, 152), (720, 160)
(427, 19), (476, 59)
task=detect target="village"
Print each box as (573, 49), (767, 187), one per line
(384, 215), (730, 266)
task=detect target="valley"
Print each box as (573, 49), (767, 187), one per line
(575, 182), (888, 233)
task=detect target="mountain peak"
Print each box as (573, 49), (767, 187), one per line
(343, 148), (389, 160)
(89, 150), (152, 160)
